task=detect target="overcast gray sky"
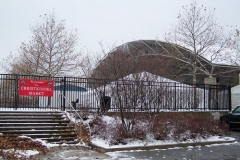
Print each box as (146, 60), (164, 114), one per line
(0, 0), (239, 73)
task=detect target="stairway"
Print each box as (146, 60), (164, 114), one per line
(0, 110), (78, 144)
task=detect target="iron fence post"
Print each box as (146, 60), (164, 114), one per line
(14, 74), (19, 109)
(63, 76), (66, 111)
(203, 84), (206, 110)
(174, 82), (176, 110)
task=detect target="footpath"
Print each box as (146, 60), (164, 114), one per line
(36, 138), (236, 160)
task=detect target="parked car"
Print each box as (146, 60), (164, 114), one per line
(220, 106), (240, 129)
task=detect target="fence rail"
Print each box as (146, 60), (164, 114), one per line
(0, 74), (231, 111)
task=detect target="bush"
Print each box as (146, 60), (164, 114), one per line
(88, 114), (230, 146)
(107, 121), (129, 145)
(89, 115), (108, 140)
(148, 116), (170, 140)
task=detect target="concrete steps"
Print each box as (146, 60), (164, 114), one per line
(0, 111), (78, 144)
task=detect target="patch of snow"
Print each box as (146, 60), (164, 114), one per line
(168, 147), (183, 150)
(91, 136), (235, 149)
(205, 141), (238, 147)
(0, 108), (59, 111)
(2, 149), (39, 159)
(102, 115), (115, 123)
(16, 150), (39, 158)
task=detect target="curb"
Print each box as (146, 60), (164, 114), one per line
(89, 140), (236, 152)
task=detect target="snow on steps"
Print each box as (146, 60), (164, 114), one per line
(0, 110), (79, 144)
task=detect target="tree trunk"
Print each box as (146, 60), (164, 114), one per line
(193, 62), (197, 109)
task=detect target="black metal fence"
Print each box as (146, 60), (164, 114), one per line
(0, 74), (231, 111)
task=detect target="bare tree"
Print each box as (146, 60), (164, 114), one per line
(1, 13), (83, 77)
(224, 29), (240, 67)
(0, 13), (84, 107)
(164, 0), (234, 108)
(80, 42), (114, 79)
(236, 29), (240, 51)
(86, 42), (174, 135)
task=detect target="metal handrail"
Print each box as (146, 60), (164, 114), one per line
(59, 93), (91, 142)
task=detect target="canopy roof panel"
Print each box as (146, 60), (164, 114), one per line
(93, 40), (240, 86)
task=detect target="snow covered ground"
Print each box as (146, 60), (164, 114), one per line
(1, 136), (235, 160)
(91, 135), (235, 150)
(0, 109), (236, 159)
(2, 127), (235, 159)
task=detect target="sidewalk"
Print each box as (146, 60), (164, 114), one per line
(36, 146), (111, 160)
(36, 138), (236, 160)
(0, 138), (235, 159)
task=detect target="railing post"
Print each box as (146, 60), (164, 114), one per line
(15, 74), (19, 110)
(63, 76), (66, 111)
(174, 82), (177, 110)
(203, 84), (206, 110)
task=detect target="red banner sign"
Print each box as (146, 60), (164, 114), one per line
(19, 79), (54, 97)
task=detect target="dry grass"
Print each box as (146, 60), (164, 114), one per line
(0, 135), (49, 159)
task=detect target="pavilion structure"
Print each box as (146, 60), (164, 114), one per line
(92, 40), (240, 86)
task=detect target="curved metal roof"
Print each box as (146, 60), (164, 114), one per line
(92, 40), (240, 86)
